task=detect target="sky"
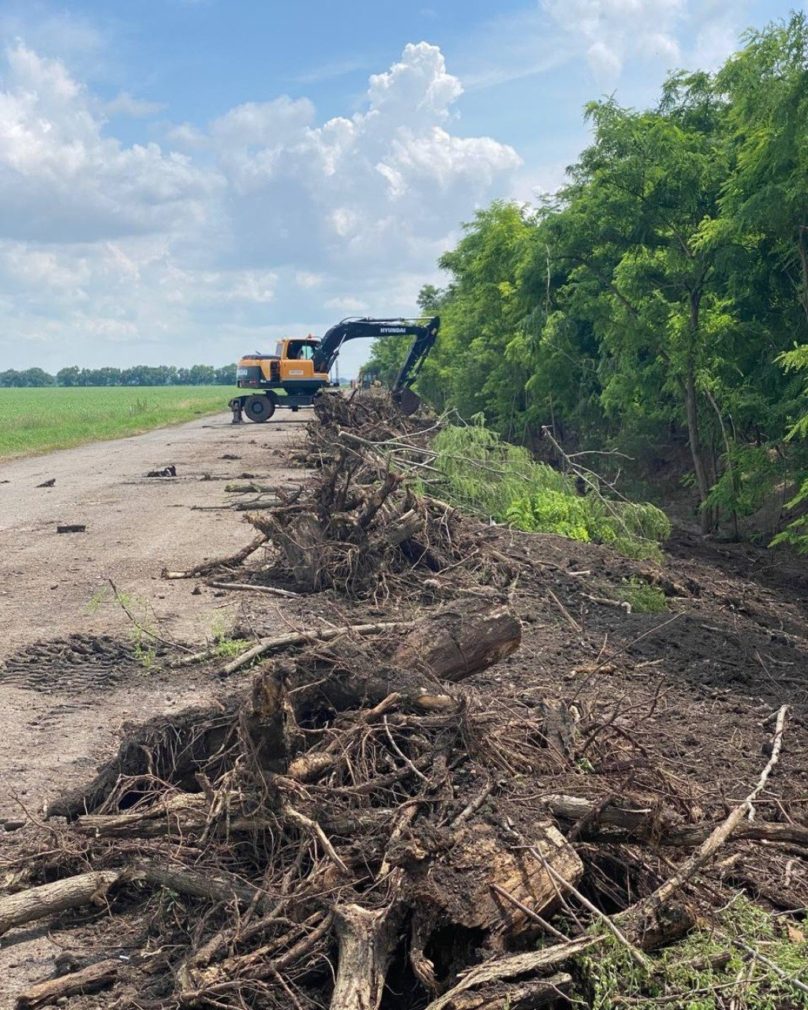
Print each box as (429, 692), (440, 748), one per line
(0, 0), (800, 377)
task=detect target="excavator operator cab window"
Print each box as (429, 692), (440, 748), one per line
(286, 341), (315, 361)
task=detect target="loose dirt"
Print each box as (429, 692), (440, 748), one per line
(2, 406), (807, 1009)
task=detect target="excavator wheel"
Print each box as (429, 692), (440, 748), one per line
(244, 394), (275, 423)
(393, 387), (422, 417)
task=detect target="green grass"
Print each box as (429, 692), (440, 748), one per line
(0, 386), (238, 459)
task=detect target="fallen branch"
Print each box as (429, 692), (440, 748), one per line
(207, 581), (300, 598)
(422, 936), (601, 1010)
(542, 793), (808, 847)
(132, 864), (271, 909)
(0, 871), (120, 936)
(617, 706), (789, 945)
(430, 974), (573, 1010)
(162, 533), (268, 579)
(222, 621), (403, 675)
(538, 856), (652, 971)
(16, 959), (121, 1009)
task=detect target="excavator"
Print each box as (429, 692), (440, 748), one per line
(230, 316), (439, 422)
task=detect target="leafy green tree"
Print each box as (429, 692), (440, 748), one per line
(719, 13), (808, 327)
(57, 366), (80, 386)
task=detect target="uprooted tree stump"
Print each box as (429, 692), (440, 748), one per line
(229, 389), (512, 598)
(16, 601), (602, 1009)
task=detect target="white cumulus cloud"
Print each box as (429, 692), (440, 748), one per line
(0, 40), (520, 372)
(543, 0), (684, 84)
(0, 44), (216, 243)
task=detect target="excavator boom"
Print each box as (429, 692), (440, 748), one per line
(314, 316), (440, 390)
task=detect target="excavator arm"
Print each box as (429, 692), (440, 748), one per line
(313, 317), (440, 390)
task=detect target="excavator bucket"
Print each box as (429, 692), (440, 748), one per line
(393, 387), (422, 416)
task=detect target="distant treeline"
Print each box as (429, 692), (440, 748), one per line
(0, 364), (237, 388)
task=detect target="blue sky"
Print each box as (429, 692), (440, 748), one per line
(0, 0), (800, 375)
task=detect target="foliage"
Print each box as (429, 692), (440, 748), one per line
(373, 16), (808, 544)
(432, 422), (669, 560)
(768, 341), (808, 552)
(86, 586), (159, 669)
(0, 386), (233, 459)
(431, 419), (568, 520)
(581, 896), (808, 1010)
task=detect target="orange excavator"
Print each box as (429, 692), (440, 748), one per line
(230, 316), (439, 422)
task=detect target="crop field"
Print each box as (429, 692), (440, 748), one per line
(0, 386), (236, 459)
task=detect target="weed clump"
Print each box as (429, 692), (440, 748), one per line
(616, 577), (668, 613)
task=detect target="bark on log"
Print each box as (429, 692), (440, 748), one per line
(15, 959), (120, 1009)
(0, 871), (120, 936)
(410, 823), (583, 942)
(422, 937), (601, 1010)
(331, 903), (404, 1010)
(133, 864), (270, 909)
(436, 973), (572, 1010)
(392, 603), (521, 682)
(543, 793), (808, 847)
(74, 793), (207, 837)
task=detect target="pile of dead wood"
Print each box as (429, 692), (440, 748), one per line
(168, 388), (511, 598)
(5, 597), (802, 1010)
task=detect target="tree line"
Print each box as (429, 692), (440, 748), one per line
(368, 13), (808, 547)
(0, 364), (237, 388)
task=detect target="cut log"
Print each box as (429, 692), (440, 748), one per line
(392, 603), (521, 682)
(331, 903), (404, 1010)
(407, 822), (582, 955)
(0, 871), (120, 936)
(251, 602), (522, 723)
(15, 958), (120, 1009)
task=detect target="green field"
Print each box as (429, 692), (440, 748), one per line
(0, 386), (238, 459)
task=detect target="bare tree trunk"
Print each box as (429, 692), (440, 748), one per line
(684, 368), (713, 534)
(797, 224), (808, 326)
(682, 290), (715, 533)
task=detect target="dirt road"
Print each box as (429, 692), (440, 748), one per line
(0, 413), (309, 817)
(0, 412), (312, 1002)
